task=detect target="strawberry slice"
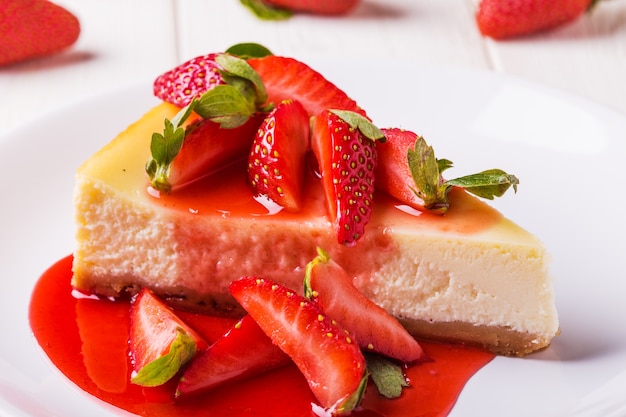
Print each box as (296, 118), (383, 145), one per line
(230, 276), (367, 415)
(375, 128), (430, 211)
(248, 100), (310, 212)
(248, 55), (366, 117)
(0, 0), (80, 66)
(311, 110), (385, 246)
(129, 288), (207, 387)
(147, 111), (264, 192)
(305, 247), (426, 363)
(176, 314), (290, 398)
(154, 53), (225, 107)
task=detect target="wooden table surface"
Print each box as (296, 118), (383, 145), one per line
(1, 0), (625, 134)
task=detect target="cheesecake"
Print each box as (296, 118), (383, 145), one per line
(72, 100), (559, 357)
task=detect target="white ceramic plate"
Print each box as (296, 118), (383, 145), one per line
(1, 62), (626, 417)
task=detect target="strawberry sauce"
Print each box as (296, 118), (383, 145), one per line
(30, 256), (494, 417)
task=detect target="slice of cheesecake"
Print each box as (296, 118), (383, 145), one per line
(72, 102), (559, 356)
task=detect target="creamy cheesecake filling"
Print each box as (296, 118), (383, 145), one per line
(72, 103), (559, 356)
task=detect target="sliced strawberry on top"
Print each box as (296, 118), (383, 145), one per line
(311, 110), (385, 246)
(146, 110), (264, 193)
(305, 247), (426, 363)
(248, 55), (366, 117)
(129, 288), (208, 387)
(248, 99), (310, 212)
(154, 53), (224, 107)
(230, 276), (367, 415)
(176, 314), (290, 398)
(375, 127), (433, 211)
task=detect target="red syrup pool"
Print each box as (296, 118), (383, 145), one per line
(29, 256), (494, 417)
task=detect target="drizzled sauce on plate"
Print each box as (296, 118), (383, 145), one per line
(29, 256), (494, 417)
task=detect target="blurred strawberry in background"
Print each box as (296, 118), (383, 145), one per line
(0, 0), (80, 66)
(476, 0), (600, 39)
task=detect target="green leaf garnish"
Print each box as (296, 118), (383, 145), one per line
(146, 100), (198, 192)
(406, 136), (519, 212)
(131, 328), (196, 387)
(329, 109), (386, 142)
(215, 53), (268, 107)
(407, 137), (449, 212)
(445, 169), (519, 200)
(195, 84), (257, 129)
(366, 353), (410, 399)
(225, 42), (274, 59)
(239, 0), (293, 20)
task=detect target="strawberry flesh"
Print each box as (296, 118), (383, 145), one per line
(129, 288), (207, 385)
(311, 110), (378, 246)
(306, 248), (426, 363)
(248, 55), (366, 117)
(230, 276), (367, 414)
(162, 112), (264, 191)
(248, 99), (310, 212)
(176, 314), (290, 398)
(375, 127), (427, 210)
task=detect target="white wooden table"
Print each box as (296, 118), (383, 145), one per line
(1, 0), (625, 135)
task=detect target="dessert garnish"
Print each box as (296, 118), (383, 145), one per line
(376, 127), (519, 213)
(145, 43), (519, 244)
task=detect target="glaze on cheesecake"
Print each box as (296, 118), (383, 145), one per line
(72, 102), (559, 357)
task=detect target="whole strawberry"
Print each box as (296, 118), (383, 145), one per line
(263, 0), (359, 15)
(476, 0), (599, 39)
(0, 0), (80, 66)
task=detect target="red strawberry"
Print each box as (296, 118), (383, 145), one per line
(154, 54), (225, 107)
(0, 0), (80, 66)
(476, 0), (597, 40)
(230, 276), (367, 415)
(248, 55), (366, 118)
(176, 314), (290, 397)
(147, 111), (264, 192)
(263, 0), (360, 15)
(305, 247), (426, 363)
(248, 100), (310, 212)
(311, 110), (384, 246)
(375, 128), (427, 211)
(129, 288), (207, 387)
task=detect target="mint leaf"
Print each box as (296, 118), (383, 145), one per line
(131, 328), (196, 387)
(239, 0), (293, 20)
(225, 42), (273, 59)
(195, 84), (256, 128)
(407, 136), (449, 212)
(445, 169), (519, 200)
(366, 354), (410, 399)
(216, 53), (268, 107)
(329, 109), (386, 142)
(404, 136), (519, 212)
(146, 100), (197, 192)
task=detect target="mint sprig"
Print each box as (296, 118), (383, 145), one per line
(407, 136), (519, 213)
(145, 100), (198, 193)
(146, 48), (275, 192)
(366, 353), (410, 399)
(131, 328), (196, 387)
